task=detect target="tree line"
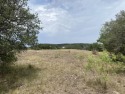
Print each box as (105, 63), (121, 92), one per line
(30, 43), (104, 51)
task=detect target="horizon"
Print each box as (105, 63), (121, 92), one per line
(28, 0), (125, 44)
(37, 42), (92, 44)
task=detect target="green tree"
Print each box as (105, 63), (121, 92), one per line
(89, 42), (104, 51)
(0, 0), (41, 65)
(98, 10), (125, 55)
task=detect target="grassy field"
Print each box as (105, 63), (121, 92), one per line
(0, 49), (125, 94)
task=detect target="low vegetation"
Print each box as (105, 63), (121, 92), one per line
(0, 49), (125, 94)
(85, 51), (125, 93)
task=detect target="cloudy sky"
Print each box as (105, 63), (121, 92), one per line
(28, 0), (125, 44)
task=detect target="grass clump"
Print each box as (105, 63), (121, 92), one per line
(86, 75), (108, 93)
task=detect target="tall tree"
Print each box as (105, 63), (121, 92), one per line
(0, 0), (41, 64)
(98, 10), (125, 55)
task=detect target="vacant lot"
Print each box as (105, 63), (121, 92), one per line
(0, 50), (125, 94)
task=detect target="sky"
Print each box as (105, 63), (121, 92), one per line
(28, 0), (125, 44)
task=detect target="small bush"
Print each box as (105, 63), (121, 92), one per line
(85, 51), (125, 92)
(116, 53), (125, 63)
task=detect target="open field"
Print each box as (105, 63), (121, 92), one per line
(0, 49), (125, 94)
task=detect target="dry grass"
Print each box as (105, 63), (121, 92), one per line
(0, 49), (125, 94)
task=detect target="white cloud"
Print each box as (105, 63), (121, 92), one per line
(29, 0), (125, 43)
(29, 3), (72, 36)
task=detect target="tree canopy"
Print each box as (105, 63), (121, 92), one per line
(0, 0), (41, 64)
(98, 10), (125, 55)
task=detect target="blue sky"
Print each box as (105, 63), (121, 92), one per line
(29, 0), (125, 44)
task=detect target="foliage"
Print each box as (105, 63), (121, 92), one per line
(31, 43), (101, 50)
(88, 42), (104, 51)
(0, 0), (41, 64)
(31, 44), (59, 50)
(86, 51), (125, 73)
(98, 10), (125, 56)
(85, 51), (125, 91)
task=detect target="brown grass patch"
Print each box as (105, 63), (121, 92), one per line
(0, 49), (125, 94)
